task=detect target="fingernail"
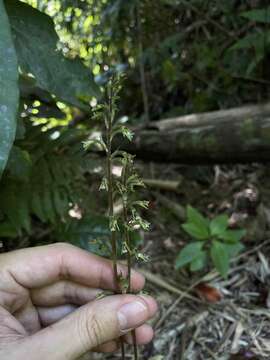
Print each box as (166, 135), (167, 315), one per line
(117, 301), (148, 331)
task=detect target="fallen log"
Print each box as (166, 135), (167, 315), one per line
(114, 103), (270, 164)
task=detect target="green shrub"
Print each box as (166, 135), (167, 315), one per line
(175, 206), (246, 278)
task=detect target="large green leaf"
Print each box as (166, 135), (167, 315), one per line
(0, 182), (31, 234)
(175, 242), (203, 269)
(190, 250), (207, 272)
(182, 222), (209, 240)
(211, 241), (229, 278)
(219, 229), (246, 243)
(241, 7), (270, 23)
(210, 214), (228, 236)
(187, 205), (209, 230)
(0, 0), (19, 177)
(5, 0), (100, 110)
(229, 31), (270, 51)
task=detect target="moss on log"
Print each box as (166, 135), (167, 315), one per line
(114, 103), (270, 164)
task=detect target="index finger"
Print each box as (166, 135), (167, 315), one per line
(0, 243), (145, 291)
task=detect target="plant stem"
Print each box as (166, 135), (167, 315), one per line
(136, 2), (150, 125)
(106, 82), (126, 360)
(107, 84), (119, 290)
(122, 164), (138, 359)
(132, 330), (138, 360)
(120, 340), (126, 359)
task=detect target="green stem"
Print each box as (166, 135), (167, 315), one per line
(107, 85), (119, 291)
(122, 164), (138, 359)
(106, 82), (125, 360)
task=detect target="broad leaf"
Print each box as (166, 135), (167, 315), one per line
(211, 241), (229, 278)
(190, 251), (207, 272)
(6, 146), (32, 181)
(175, 242), (203, 269)
(0, 0), (19, 177)
(210, 214), (229, 236)
(5, 0), (100, 110)
(241, 7), (270, 23)
(0, 183), (31, 234)
(57, 215), (142, 257)
(229, 31), (270, 51)
(31, 192), (47, 223)
(224, 243), (244, 258)
(0, 222), (18, 238)
(219, 229), (246, 243)
(186, 205), (209, 233)
(182, 222), (209, 240)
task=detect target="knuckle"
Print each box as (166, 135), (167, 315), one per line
(88, 314), (103, 346)
(63, 282), (81, 304)
(77, 309), (104, 350)
(63, 281), (72, 303)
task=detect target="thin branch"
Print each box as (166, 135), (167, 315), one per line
(136, 2), (150, 125)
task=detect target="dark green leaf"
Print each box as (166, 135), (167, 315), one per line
(0, 221), (18, 238)
(0, 0), (19, 177)
(0, 184), (31, 233)
(210, 214), (229, 236)
(182, 222), (209, 240)
(6, 146), (32, 181)
(42, 190), (56, 223)
(241, 7), (270, 23)
(59, 215), (112, 257)
(219, 229), (246, 243)
(211, 241), (229, 278)
(186, 205), (209, 235)
(190, 251), (207, 272)
(52, 187), (69, 217)
(229, 31), (270, 51)
(5, 0), (100, 110)
(31, 192), (47, 222)
(224, 243), (244, 258)
(175, 242), (203, 269)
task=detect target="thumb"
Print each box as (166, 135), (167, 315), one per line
(20, 294), (157, 360)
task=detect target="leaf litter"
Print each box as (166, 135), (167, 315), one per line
(81, 163), (270, 359)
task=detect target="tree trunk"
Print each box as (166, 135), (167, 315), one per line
(114, 103), (270, 164)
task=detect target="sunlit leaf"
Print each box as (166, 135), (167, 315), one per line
(5, 0), (100, 110)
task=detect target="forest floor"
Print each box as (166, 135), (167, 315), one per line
(86, 162), (270, 360)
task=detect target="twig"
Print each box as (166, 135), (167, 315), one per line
(154, 192), (186, 221)
(193, 337), (219, 360)
(144, 178), (182, 192)
(179, 0), (233, 38)
(154, 311), (209, 352)
(155, 274), (206, 330)
(141, 269), (201, 303)
(136, 2), (150, 125)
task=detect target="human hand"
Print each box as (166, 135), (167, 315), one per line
(0, 243), (158, 359)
